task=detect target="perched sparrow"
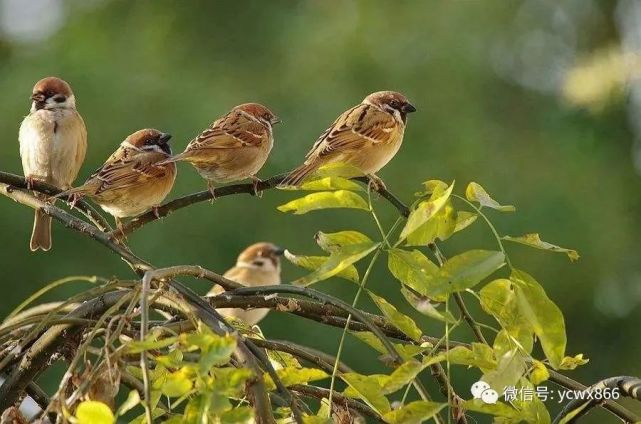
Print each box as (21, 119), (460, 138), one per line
(60, 129), (176, 227)
(280, 91), (415, 188)
(19, 77), (87, 251)
(164, 103), (280, 196)
(206, 242), (284, 325)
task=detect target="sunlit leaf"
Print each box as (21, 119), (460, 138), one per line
(502, 233), (579, 261)
(298, 176), (364, 192)
(387, 248), (439, 297)
(454, 211), (478, 233)
(369, 291), (422, 341)
(302, 415), (333, 424)
(116, 390), (140, 416)
(511, 269), (566, 369)
(480, 279), (530, 331)
(493, 328), (534, 357)
(559, 353), (589, 370)
(400, 287), (456, 323)
(314, 162), (365, 179)
(315, 230), (372, 253)
(406, 202), (457, 246)
(277, 190), (368, 214)
(211, 368), (254, 396)
(382, 401), (446, 424)
(557, 401), (592, 424)
(482, 349), (527, 395)
(341, 373), (391, 413)
(284, 251), (359, 283)
(382, 360), (424, 393)
(530, 360), (550, 385)
(75, 401), (115, 424)
(161, 368), (193, 397)
(199, 334), (237, 374)
(294, 242), (379, 286)
(471, 342), (498, 370)
(265, 367), (328, 390)
(428, 250), (505, 300)
(514, 382), (552, 424)
(399, 182), (454, 241)
(352, 331), (430, 361)
(125, 335), (177, 353)
(465, 182), (515, 212)
(220, 407), (254, 423)
(462, 399), (521, 419)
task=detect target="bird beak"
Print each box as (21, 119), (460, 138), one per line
(402, 103), (417, 113)
(271, 116), (282, 125)
(273, 246), (286, 256)
(159, 133), (172, 143)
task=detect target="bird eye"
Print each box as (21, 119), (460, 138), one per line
(263, 113), (271, 121)
(52, 95), (66, 103)
(252, 260), (264, 267)
(389, 100), (399, 108)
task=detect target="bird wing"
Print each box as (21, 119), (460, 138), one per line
(186, 110), (268, 152)
(207, 266), (250, 297)
(304, 103), (397, 162)
(84, 148), (172, 195)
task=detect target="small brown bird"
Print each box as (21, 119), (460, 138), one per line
(206, 242), (284, 325)
(164, 103), (280, 196)
(280, 91), (416, 188)
(19, 77), (87, 251)
(60, 129), (176, 228)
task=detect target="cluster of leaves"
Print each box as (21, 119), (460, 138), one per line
(276, 170), (584, 423)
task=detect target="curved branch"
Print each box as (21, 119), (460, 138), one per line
(290, 384), (385, 423)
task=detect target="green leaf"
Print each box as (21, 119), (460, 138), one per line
(462, 399), (521, 419)
(502, 233), (579, 261)
(352, 331), (430, 361)
(341, 373), (391, 414)
(382, 401), (446, 424)
(557, 402), (592, 424)
(284, 251), (359, 283)
(399, 182), (454, 241)
(465, 182), (515, 212)
(315, 230), (372, 252)
(559, 353), (589, 370)
(125, 335), (177, 353)
(116, 390), (140, 416)
(277, 190), (368, 214)
(382, 360), (425, 393)
(530, 360), (550, 385)
(369, 291), (422, 341)
(428, 250), (505, 300)
(265, 367), (328, 390)
(480, 279), (530, 331)
(400, 287), (457, 323)
(314, 162), (365, 179)
(454, 211), (478, 233)
(161, 368), (193, 397)
(511, 269), (566, 369)
(199, 334), (237, 374)
(482, 348), (527, 391)
(387, 248), (439, 297)
(298, 176), (364, 192)
(493, 328), (534, 357)
(302, 415), (333, 424)
(294, 242), (379, 286)
(220, 407), (254, 423)
(75, 401), (115, 424)
(406, 203), (457, 246)
(211, 368), (254, 396)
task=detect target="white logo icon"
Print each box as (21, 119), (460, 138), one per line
(471, 380), (499, 404)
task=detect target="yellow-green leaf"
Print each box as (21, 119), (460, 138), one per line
(406, 203), (457, 246)
(530, 360), (550, 385)
(383, 401), (446, 424)
(220, 406), (254, 423)
(294, 242), (379, 286)
(482, 349), (527, 395)
(116, 390), (140, 416)
(161, 368), (193, 397)
(454, 211), (478, 233)
(559, 353), (589, 370)
(302, 415), (333, 424)
(399, 182), (454, 241)
(428, 250), (505, 299)
(76, 401), (115, 424)
(369, 291), (422, 341)
(352, 331), (430, 361)
(265, 367), (328, 390)
(387, 248), (439, 297)
(284, 251), (359, 283)
(125, 335), (177, 353)
(462, 399), (521, 419)
(298, 176), (364, 192)
(277, 190), (368, 214)
(502, 233), (579, 261)
(383, 360), (425, 393)
(465, 182), (515, 212)
(341, 373), (391, 414)
(315, 230), (372, 253)
(480, 279), (530, 331)
(511, 269), (566, 369)
(314, 162), (365, 179)
(400, 287), (457, 323)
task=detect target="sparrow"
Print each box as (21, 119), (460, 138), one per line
(19, 77), (87, 251)
(206, 242), (284, 325)
(163, 103), (280, 196)
(59, 129), (176, 228)
(280, 91), (416, 189)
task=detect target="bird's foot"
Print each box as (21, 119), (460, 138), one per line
(250, 175), (263, 198)
(25, 176), (36, 190)
(68, 193), (81, 210)
(207, 182), (217, 204)
(152, 205), (162, 219)
(367, 174), (387, 192)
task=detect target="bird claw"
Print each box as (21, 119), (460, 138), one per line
(367, 174), (387, 192)
(207, 182), (217, 203)
(250, 176), (263, 198)
(25, 176), (36, 190)
(68, 193), (81, 210)
(152, 206), (161, 219)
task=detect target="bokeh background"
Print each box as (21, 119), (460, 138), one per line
(1, 1), (640, 422)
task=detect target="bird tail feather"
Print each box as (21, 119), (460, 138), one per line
(279, 161), (320, 188)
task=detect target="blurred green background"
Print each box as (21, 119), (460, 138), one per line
(1, 1), (640, 421)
